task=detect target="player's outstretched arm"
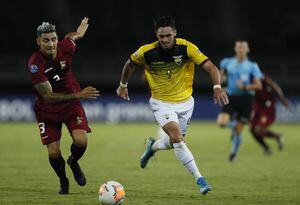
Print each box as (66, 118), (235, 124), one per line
(35, 81), (99, 103)
(265, 76), (290, 107)
(202, 60), (229, 106)
(65, 17), (89, 41)
(116, 59), (135, 101)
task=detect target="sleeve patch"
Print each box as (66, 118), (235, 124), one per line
(30, 64), (39, 73)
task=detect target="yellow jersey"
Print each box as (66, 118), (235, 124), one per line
(130, 38), (208, 103)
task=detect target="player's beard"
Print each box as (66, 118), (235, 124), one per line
(160, 41), (175, 51)
(42, 48), (57, 59)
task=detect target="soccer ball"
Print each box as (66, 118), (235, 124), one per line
(98, 181), (125, 205)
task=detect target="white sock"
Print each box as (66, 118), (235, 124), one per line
(173, 141), (202, 181)
(151, 135), (172, 151)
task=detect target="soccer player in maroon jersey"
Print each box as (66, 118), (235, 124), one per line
(27, 17), (100, 194)
(250, 74), (290, 155)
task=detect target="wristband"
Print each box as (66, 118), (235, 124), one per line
(213, 84), (221, 90)
(119, 82), (128, 88)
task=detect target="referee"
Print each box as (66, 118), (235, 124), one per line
(217, 40), (263, 162)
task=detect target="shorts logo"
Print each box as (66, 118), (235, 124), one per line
(173, 55), (183, 65)
(76, 116), (83, 125)
(60, 60), (66, 69)
(30, 64), (39, 73)
(163, 114), (170, 120)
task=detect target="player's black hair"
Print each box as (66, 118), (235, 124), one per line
(37, 22), (56, 37)
(154, 16), (176, 31)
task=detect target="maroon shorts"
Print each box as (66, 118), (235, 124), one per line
(34, 101), (91, 145)
(250, 104), (276, 128)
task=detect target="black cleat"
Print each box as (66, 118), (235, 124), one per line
(58, 178), (69, 195)
(229, 153), (236, 162)
(67, 157), (86, 186)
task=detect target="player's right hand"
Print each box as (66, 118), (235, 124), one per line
(76, 86), (100, 99)
(116, 86), (130, 101)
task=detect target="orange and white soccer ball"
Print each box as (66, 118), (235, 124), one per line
(98, 181), (125, 205)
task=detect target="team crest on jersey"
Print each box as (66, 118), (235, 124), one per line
(173, 55), (183, 65)
(76, 116), (83, 125)
(60, 60), (66, 69)
(30, 64), (39, 73)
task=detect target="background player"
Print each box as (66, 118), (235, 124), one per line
(116, 16), (229, 195)
(28, 17), (100, 194)
(217, 40), (263, 161)
(250, 74), (290, 154)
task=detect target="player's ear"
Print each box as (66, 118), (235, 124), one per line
(173, 29), (177, 37)
(36, 37), (41, 46)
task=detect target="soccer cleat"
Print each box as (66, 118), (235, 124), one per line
(67, 156), (86, 186)
(277, 135), (284, 151)
(58, 178), (69, 195)
(229, 153), (236, 162)
(140, 138), (156, 169)
(197, 177), (212, 195)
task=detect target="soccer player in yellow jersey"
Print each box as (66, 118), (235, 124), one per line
(116, 16), (229, 195)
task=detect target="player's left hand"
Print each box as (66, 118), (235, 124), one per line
(237, 80), (245, 90)
(76, 17), (89, 39)
(116, 86), (130, 101)
(214, 88), (229, 106)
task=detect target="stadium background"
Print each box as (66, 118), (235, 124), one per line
(0, 0), (300, 122)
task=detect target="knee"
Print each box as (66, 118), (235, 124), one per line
(169, 129), (183, 143)
(234, 123), (243, 135)
(48, 147), (61, 159)
(74, 136), (87, 147)
(73, 134), (88, 147)
(217, 121), (227, 128)
(217, 114), (230, 128)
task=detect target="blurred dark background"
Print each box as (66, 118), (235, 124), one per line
(0, 0), (299, 95)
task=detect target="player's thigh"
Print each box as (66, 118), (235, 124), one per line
(46, 141), (61, 158)
(64, 102), (91, 144)
(177, 97), (194, 135)
(162, 121), (183, 143)
(257, 108), (276, 128)
(149, 98), (179, 128)
(34, 109), (63, 145)
(71, 129), (88, 147)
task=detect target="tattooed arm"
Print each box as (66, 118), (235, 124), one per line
(35, 81), (100, 103)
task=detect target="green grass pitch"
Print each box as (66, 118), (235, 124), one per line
(0, 122), (299, 205)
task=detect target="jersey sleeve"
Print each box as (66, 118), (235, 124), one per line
(252, 62), (263, 79)
(130, 46), (146, 66)
(219, 58), (229, 71)
(59, 38), (76, 56)
(187, 41), (209, 65)
(28, 58), (48, 86)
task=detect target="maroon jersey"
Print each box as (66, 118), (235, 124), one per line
(254, 75), (276, 108)
(28, 38), (81, 113)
